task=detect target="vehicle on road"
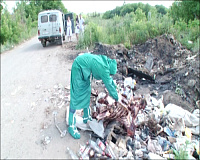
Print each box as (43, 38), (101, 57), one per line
(38, 10), (65, 47)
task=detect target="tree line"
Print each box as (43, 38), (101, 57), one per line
(102, 3), (168, 19)
(102, 0), (199, 24)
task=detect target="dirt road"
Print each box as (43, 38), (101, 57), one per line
(1, 34), (90, 159)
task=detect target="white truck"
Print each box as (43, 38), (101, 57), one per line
(38, 10), (65, 47)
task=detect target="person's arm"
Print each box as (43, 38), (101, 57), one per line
(91, 58), (118, 101)
(101, 70), (118, 101)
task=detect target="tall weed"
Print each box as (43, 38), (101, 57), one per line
(77, 13), (199, 52)
(170, 18), (199, 52)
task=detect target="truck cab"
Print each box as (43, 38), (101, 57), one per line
(38, 10), (65, 47)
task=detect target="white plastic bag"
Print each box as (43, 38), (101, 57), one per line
(164, 103), (199, 127)
(88, 119), (104, 139)
(124, 77), (136, 89)
(76, 115), (92, 131)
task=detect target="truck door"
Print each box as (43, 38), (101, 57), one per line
(49, 13), (57, 35)
(39, 13), (51, 36)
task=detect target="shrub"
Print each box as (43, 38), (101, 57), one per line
(76, 12), (199, 52)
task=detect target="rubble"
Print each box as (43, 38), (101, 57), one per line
(66, 147), (79, 159)
(43, 34), (199, 159)
(62, 75), (199, 159)
(46, 79), (199, 159)
(41, 136), (52, 149)
(46, 78), (199, 159)
(93, 34), (200, 112)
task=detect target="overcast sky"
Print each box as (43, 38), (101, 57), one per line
(63, 1), (174, 14)
(4, 1), (174, 14)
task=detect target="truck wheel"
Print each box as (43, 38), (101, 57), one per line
(42, 40), (46, 47)
(59, 36), (63, 45)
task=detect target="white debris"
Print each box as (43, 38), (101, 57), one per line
(124, 77), (136, 89)
(148, 152), (167, 160)
(164, 103), (199, 127)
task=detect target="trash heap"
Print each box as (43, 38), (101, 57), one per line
(46, 34), (199, 159)
(67, 77), (200, 160)
(92, 34), (200, 112)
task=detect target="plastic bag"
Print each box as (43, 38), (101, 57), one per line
(88, 119), (104, 139)
(164, 103), (199, 127)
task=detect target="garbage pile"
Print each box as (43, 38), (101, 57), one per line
(65, 77), (200, 160)
(93, 34), (200, 112)
(45, 34), (200, 159)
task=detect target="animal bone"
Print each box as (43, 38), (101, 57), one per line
(53, 111), (67, 138)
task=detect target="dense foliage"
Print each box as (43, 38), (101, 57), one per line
(0, 0), (68, 52)
(102, 3), (168, 19)
(169, 0), (200, 24)
(78, 1), (199, 52)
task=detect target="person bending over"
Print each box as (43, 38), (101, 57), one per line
(68, 53), (118, 139)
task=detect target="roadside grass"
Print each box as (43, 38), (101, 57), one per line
(1, 27), (37, 54)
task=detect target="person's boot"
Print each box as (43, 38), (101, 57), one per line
(68, 108), (80, 139)
(83, 107), (92, 124)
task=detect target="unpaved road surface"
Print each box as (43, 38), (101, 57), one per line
(1, 34), (90, 159)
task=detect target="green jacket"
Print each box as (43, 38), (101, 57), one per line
(70, 53), (118, 110)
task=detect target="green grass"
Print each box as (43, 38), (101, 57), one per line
(77, 14), (199, 52)
(173, 140), (190, 159)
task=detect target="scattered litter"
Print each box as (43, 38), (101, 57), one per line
(185, 127), (192, 140)
(88, 119), (104, 139)
(148, 152), (166, 160)
(188, 40), (193, 44)
(135, 149), (143, 158)
(41, 136), (52, 147)
(124, 77), (136, 89)
(53, 111), (67, 138)
(144, 54), (154, 72)
(147, 137), (162, 154)
(66, 147), (79, 159)
(41, 122), (51, 129)
(164, 126), (176, 137)
(76, 115), (92, 131)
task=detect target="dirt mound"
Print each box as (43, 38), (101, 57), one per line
(92, 34), (200, 112)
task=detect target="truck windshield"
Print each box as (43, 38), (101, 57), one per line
(49, 15), (57, 22)
(41, 15), (48, 23)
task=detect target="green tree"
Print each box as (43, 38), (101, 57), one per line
(120, 4), (134, 16)
(155, 5), (167, 15)
(135, 8), (146, 21)
(0, 0), (4, 15)
(26, 14), (32, 33)
(35, 0), (67, 13)
(1, 8), (13, 44)
(143, 3), (151, 17)
(170, 0), (200, 23)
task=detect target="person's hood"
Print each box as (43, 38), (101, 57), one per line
(108, 59), (117, 75)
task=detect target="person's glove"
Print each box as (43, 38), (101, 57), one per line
(115, 100), (118, 106)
